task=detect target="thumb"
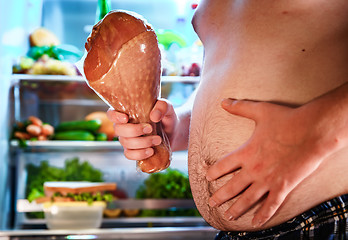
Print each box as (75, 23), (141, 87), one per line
(221, 98), (261, 120)
(150, 99), (175, 123)
(150, 99), (177, 135)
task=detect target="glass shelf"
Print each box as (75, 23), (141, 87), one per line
(11, 74), (200, 85)
(17, 199), (197, 212)
(10, 140), (123, 152)
(16, 199), (208, 229)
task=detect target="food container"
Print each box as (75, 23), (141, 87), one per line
(43, 201), (106, 229)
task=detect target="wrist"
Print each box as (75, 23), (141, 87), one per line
(170, 108), (190, 152)
(301, 84), (348, 159)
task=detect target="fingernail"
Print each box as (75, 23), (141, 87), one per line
(152, 137), (161, 146)
(143, 125), (152, 134)
(221, 98), (235, 106)
(152, 109), (162, 121)
(117, 115), (127, 123)
(208, 198), (217, 208)
(145, 148), (153, 156)
(224, 211), (234, 221)
(252, 218), (263, 228)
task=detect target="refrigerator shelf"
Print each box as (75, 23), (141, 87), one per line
(17, 217), (209, 228)
(17, 199), (197, 212)
(11, 74), (200, 85)
(0, 226), (218, 239)
(16, 199), (207, 229)
(10, 140), (123, 152)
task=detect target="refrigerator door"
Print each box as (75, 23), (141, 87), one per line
(0, 0), (42, 229)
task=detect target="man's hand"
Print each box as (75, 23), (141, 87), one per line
(206, 98), (329, 228)
(107, 99), (177, 160)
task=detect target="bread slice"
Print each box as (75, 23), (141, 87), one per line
(29, 28), (60, 46)
(44, 181), (116, 196)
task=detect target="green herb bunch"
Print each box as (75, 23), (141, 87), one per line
(135, 168), (200, 217)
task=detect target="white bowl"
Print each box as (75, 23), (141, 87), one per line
(43, 201), (106, 230)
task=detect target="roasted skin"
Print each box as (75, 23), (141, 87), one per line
(83, 10), (171, 173)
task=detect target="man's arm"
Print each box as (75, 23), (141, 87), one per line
(170, 87), (197, 151)
(206, 82), (348, 227)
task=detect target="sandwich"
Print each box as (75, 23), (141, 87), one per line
(35, 182), (116, 229)
(35, 181), (116, 205)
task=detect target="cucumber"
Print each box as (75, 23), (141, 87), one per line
(53, 131), (95, 141)
(55, 120), (101, 132)
(95, 133), (107, 141)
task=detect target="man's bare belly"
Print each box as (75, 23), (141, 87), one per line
(188, 0), (348, 231)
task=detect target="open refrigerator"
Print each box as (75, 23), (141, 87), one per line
(0, 0), (220, 238)
(9, 74), (201, 229)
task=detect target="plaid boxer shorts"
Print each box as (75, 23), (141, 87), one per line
(215, 194), (348, 240)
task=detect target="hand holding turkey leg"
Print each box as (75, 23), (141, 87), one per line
(107, 99), (178, 161)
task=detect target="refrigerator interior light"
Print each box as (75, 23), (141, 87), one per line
(66, 235), (97, 240)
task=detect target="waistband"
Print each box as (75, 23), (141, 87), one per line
(220, 194), (348, 239)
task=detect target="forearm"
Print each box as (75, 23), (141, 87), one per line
(302, 82), (348, 159)
(170, 88), (197, 151)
